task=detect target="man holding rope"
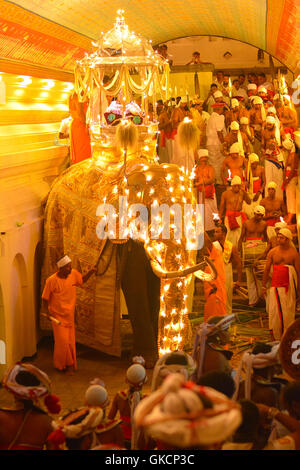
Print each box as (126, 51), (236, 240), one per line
(42, 255), (96, 374)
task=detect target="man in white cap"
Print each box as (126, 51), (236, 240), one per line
(219, 175), (251, 246)
(206, 100), (226, 188)
(221, 142), (248, 186)
(277, 98), (298, 132)
(194, 149), (218, 233)
(261, 182), (286, 238)
(262, 228), (300, 340)
(283, 137), (298, 224)
(238, 205), (268, 306)
(249, 96), (266, 154)
(223, 121), (250, 157)
(263, 137), (284, 200)
(42, 255), (96, 374)
(240, 116), (254, 146)
(246, 153), (265, 217)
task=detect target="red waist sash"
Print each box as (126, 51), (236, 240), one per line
(271, 265), (289, 291)
(120, 415), (131, 440)
(226, 210), (247, 230)
(253, 178), (262, 194)
(160, 129), (177, 147)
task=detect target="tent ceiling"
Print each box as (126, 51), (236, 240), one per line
(1, 0), (299, 73)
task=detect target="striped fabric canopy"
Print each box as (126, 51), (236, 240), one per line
(0, 0), (299, 72)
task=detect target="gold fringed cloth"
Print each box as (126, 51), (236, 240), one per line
(40, 160), (122, 357)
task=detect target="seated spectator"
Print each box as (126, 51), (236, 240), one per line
(0, 363), (61, 450)
(197, 371), (236, 398)
(134, 373), (242, 450)
(222, 400), (261, 449)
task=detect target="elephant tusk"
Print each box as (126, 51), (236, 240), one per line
(150, 256), (217, 281)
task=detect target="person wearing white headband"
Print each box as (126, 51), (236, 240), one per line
(108, 357), (147, 449)
(42, 256), (96, 374)
(219, 174), (251, 247)
(249, 95), (266, 155)
(171, 95), (195, 172)
(262, 227), (300, 340)
(223, 121), (250, 158)
(277, 96), (298, 131)
(233, 342), (281, 403)
(283, 135), (298, 224)
(238, 205), (268, 306)
(240, 116), (255, 144)
(221, 140), (248, 190)
(260, 182), (286, 239)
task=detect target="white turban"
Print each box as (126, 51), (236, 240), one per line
(198, 149), (209, 158)
(213, 90), (223, 99)
(253, 96), (263, 105)
(266, 116), (276, 124)
(254, 205), (265, 216)
(230, 121), (240, 131)
(231, 175), (242, 186)
(229, 142), (241, 154)
(267, 106), (276, 115)
(278, 228), (293, 241)
(240, 116), (249, 124)
(247, 84), (257, 91)
(258, 86), (267, 94)
(231, 99), (239, 108)
(267, 181), (277, 189)
(249, 153), (259, 163)
(273, 94), (279, 100)
(57, 255), (72, 268)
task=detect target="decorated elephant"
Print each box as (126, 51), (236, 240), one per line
(40, 12), (216, 362)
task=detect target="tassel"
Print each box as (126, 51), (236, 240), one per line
(44, 394), (61, 414)
(47, 429), (66, 450)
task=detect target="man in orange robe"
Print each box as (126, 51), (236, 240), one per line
(42, 255), (95, 374)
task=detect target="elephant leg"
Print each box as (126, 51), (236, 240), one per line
(119, 240), (160, 359)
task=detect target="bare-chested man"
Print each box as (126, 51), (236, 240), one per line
(261, 182), (286, 238)
(282, 138), (298, 224)
(277, 100), (298, 131)
(262, 228), (300, 340)
(238, 205), (268, 305)
(219, 175), (251, 246)
(249, 96), (265, 154)
(221, 142), (248, 186)
(246, 153), (266, 217)
(223, 121), (250, 157)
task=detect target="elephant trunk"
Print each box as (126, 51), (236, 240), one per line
(151, 256), (217, 280)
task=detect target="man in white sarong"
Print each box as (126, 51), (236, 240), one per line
(194, 149), (218, 233)
(262, 228), (300, 341)
(219, 175), (251, 247)
(282, 137), (298, 224)
(206, 101), (226, 185)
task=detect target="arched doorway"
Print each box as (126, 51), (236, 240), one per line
(0, 285), (6, 379)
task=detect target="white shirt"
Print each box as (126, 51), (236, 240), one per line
(232, 87), (248, 103)
(206, 112), (225, 146)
